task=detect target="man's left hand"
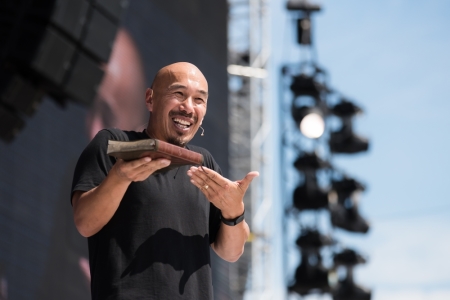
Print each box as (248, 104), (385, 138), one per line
(187, 166), (259, 219)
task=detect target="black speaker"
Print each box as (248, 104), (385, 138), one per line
(0, 0), (128, 142)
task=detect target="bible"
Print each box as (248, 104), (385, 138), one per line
(107, 139), (204, 172)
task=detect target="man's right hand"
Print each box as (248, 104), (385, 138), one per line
(72, 157), (170, 237)
(113, 157), (171, 182)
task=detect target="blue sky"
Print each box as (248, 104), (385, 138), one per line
(271, 0), (450, 299)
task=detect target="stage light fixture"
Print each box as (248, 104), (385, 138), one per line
(329, 100), (369, 154)
(292, 152), (330, 211)
(294, 152), (330, 171)
(292, 106), (325, 138)
(331, 99), (362, 118)
(333, 248), (366, 267)
(331, 178), (365, 200)
(332, 270), (371, 300)
(287, 0), (322, 12)
(289, 251), (332, 296)
(329, 203), (369, 234)
(290, 74), (324, 99)
(296, 229), (334, 250)
(328, 177), (369, 233)
(297, 18), (312, 45)
(293, 172), (329, 211)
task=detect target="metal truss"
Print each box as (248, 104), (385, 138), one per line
(228, 0), (274, 298)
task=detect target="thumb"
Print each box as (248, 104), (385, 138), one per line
(238, 171), (259, 191)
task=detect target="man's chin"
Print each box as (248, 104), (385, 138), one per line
(167, 136), (189, 147)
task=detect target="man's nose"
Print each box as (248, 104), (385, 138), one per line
(180, 96), (194, 114)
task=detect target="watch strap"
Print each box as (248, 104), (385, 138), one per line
(220, 209), (245, 226)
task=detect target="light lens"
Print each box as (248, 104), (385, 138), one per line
(300, 113), (325, 138)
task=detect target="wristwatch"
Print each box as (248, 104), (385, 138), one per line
(220, 209), (245, 226)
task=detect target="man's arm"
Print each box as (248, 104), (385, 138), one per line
(211, 219), (250, 262)
(72, 157), (170, 237)
(187, 166), (258, 262)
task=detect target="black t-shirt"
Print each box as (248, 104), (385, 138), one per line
(71, 129), (222, 300)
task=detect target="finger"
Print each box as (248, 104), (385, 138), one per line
(189, 177), (216, 196)
(118, 156), (152, 169)
(140, 158), (171, 173)
(131, 159), (171, 180)
(187, 168), (218, 194)
(238, 171), (259, 191)
(191, 166), (226, 188)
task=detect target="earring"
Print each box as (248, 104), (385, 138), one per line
(200, 126), (205, 136)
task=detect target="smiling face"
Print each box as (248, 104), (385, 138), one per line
(145, 62), (208, 147)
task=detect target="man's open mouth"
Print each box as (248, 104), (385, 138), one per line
(172, 117), (192, 130)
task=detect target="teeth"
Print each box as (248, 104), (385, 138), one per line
(173, 118), (191, 126)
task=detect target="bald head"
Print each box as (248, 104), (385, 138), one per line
(151, 62), (208, 97)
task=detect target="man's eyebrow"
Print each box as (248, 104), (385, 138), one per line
(198, 89), (208, 97)
(167, 84), (187, 91)
(168, 84), (208, 97)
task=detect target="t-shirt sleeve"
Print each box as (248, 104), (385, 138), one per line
(71, 129), (118, 203)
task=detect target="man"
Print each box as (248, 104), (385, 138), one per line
(71, 62), (258, 299)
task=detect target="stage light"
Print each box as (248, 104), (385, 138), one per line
(329, 178), (369, 233)
(289, 251), (332, 296)
(293, 152), (330, 171)
(287, 0), (322, 12)
(296, 229), (334, 250)
(292, 106), (325, 138)
(297, 18), (312, 45)
(332, 271), (371, 300)
(289, 74), (324, 99)
(333, 248), (366, 267)
(329, 203), (369, 234)
(293, 181), (329, 211)
(292, 152), (330, 211)
(329, 100), (369, 154)
(331, 99), (362, 117)
(331, 177), (365, 199)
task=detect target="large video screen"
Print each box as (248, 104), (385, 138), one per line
(0, 1), (228, 299)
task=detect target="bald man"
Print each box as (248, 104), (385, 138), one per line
(71, 62), (258, 299)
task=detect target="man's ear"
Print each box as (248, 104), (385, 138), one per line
(200, 118), (203, 125)
(145, 88), (154, 112)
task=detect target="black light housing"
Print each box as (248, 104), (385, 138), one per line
(332, 268), (371, 300)
(296, 229), (334, 250)
(329, 116), (369, 154)
(333, 248), (366, 267)
(287, 0), (322, 12)
(329, 204), (370, 234)
(289, 251), (331, 296)
(331, 99), (363, 117)
(293, 172), (329, 211)
(329, 99), (369, 154)
(331, 178), (365, 201)
(293, 153), (330, 211)
(290, 74), (324, 99)
(328, 177), (370, 233)
(294, 152), (330, 171)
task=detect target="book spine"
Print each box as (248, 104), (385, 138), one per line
(155, 140), (204, 165)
